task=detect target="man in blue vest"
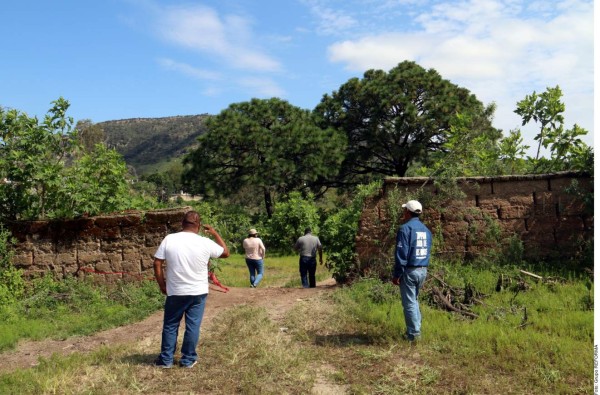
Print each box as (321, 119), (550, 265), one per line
(392, 200), (432, 341)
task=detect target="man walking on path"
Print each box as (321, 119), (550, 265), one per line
(392, 200), (432, 342)
(294, 227), (323, 288)
(153, 210), (230, 368)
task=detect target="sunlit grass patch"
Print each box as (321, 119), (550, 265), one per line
(0, 278), (164, 352)
(213, 253), (331, 288)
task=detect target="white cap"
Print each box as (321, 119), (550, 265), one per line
(402, 200), (423, 214)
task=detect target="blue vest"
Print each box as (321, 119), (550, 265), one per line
(393, 217), (432, 278)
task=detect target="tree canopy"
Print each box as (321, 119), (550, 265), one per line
(314, 61), (500, 187)
(182, 98), (346, 217)
(515, 85), (592, 173)
(0, 98), (134, 220)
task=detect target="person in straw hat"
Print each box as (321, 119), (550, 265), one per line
(242, 228), (266, 288)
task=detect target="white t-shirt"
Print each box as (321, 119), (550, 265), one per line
(154, 231), (224, 296)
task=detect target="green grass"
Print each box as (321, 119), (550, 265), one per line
(0, 277), (165, 352)
(315, 264), (594, 394)
(0, 259), (593, 394)
(0, 254), (329, 352)
(211, 253), (331, 288)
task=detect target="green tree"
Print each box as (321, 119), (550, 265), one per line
(56, 144), (132, 217)
(415, 109), (502, 178)
(314, 61), (499, 186)
(75, 119), (105, 153)
(0, 98), (77, 219)
(182, 98), (346, 217)
(320, 182), (381, 283)
(0, 98), (138, 220)
(265, 191), (320, 253)
(0, 226), (24, 304)
(496, 129), (530, 175)
(515, 85), (592, 173)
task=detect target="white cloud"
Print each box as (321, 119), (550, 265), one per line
(157, 4), (281, 72)
(326, 0), (594, 148)
(301, 0), (358, 35)
(156, 58), (221, 81)
(237, 77), (287, 98)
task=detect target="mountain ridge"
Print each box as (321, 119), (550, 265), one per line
(99, 114), (210, 175)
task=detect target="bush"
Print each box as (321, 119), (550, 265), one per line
(189, 201), (255, 255)
(0, 227), (24, 304)
(265, 192), (320, 253)
(321, 182), (381, 283)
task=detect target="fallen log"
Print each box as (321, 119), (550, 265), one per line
(431, 286), (478, 319)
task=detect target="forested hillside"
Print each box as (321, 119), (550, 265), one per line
(100, 115), (209, 174)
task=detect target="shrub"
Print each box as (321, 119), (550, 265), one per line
(265, 192), (320, 253)
(0, 227), (24, 304)
(321, 182), (381, 283)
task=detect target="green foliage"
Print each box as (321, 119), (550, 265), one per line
(515, 85), (592, 173)
(265, 191), (320, 253)
(101, 115), (208, 175)
(0, 227), (24, 304)
(140, 160), (185, 202)
(496, 129), (530, 174)
(0, 98), (76, 219)
(335, 265), (592, 393)
(0, 98), (143, 220)
(189, 200), (255, 255)
(183, 98), (346, 217)
(53, 144), (133, 217)
(416, 109), (502, 177)
(315, 60), (498, 186)
(75, 119), (105, 153)
(0, 275), (164, 352)
(321, 182), (381, 283)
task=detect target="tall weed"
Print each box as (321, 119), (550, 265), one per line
(0, 227), (24, 304)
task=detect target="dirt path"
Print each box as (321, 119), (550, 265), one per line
(0, 279), (338, 374)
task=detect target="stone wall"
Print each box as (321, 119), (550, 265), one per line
(7, 207), (192, 281)
(356, 172), (593, 267)
(5, 172), (593, 281)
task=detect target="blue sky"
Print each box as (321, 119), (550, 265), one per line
(1, 0), (594, 154)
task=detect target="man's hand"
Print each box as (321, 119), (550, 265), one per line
(392, 277), (400, 286)
(202, 224), (216, 235)
(202, 224), (230, 258)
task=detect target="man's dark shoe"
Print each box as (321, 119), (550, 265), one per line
(153, 358), (173, 369)
(402, 333), (420, 342)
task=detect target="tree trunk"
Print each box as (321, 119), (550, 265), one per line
(264, 187), (273, 218)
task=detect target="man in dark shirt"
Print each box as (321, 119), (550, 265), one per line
(392, 200), (432, 341)
(294, 227), (323, 288)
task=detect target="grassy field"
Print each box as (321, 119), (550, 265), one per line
(0, 257), (593, 394)
(211, 253), (331, 288)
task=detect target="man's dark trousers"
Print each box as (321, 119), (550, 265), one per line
(299, 256), (317, 288)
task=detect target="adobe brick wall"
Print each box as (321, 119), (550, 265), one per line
(7, 207), (192, 282)
(356, 172), (593, 266)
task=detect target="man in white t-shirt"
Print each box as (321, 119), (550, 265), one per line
(153, 210), (229, 368)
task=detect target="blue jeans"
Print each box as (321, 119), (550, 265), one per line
(157, 294), (207, 367)
(245, 258), (264, 287)
(299, 256), (317, 288)
(399, 267), (427, 340)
